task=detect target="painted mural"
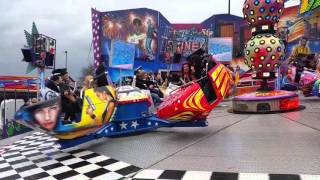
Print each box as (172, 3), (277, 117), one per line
(160, 25), (213, 63)
(299, 0), (320, 15)
(278, 5), (320, 59)
(92, 4), (318, 75)
(93, 8), (249, 72)
(278, 6), (306, 43)
(208, 38), (233, 62)
(101, 10), (158, 61)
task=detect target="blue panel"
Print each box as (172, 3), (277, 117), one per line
(115, 101), (149, 121)
(208, 38), (233, 62)
(110, 39), (135, 69)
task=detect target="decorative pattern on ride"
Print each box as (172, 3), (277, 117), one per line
(208, 63), (233, 98)
(157, 83), (209, 121)
(15, 86), (118, 140)
(157, 62), (232, 121)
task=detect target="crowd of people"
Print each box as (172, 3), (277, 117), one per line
(134, 51), (212, 104)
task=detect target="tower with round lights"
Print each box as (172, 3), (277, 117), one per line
(232, 0), (300, 113)
(243, 0), (285, 83)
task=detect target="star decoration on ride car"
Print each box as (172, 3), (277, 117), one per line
(120, 121), (128, 130)
(131, 121), (139, 129)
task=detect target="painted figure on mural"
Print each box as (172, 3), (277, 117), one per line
(288, 37), (311, 83)
(289, 37), (310, 62)
(127, 17), (146, 58)
(145, 19), (157, 59)
(128, 18), (145, 44)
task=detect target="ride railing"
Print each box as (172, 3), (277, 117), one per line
(0, 80), (37, 139)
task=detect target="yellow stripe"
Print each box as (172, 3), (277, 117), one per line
(182, 89), (206, 111)
(183, 91), (196, 109)
(169, 111), (194, 121)
(187, 91), (198, 109)
(211, 64), (223, 81)
(220, 74), (228, 97)
(224, 81), (231, 97)
(215, 67), (226, 89)
(194, 89), (206, 110)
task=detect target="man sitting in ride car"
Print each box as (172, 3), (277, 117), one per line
(46, 69), (64, 93)
(136, 70), (162, 106)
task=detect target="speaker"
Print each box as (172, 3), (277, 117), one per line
(45, 52), (54, 67)
(21, 48), (34, 62)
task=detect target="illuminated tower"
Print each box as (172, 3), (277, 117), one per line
(243, 0), (285, 88)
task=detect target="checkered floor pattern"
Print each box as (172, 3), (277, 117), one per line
(0, 132), (141, 180)
(1, 132), (320, 180)
(129, 169), (320, 180)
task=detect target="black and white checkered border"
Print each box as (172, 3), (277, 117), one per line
(0, 132), (141, 180)
(0, 132), (59, 154)
(129, 169), (320, 180)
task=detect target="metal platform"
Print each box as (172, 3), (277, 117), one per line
(0, 94), (319, 179)
(232, 90), (300, 113)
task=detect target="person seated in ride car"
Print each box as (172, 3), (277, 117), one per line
(181, 63), (193, 84)
(46, 69), (64, 93)
(281, 68), (297, 91)
(80, 75), (94, 99)
(135, 71), (162, 105)
(154, 73), (163, 87)
(135, 71), (148, 89)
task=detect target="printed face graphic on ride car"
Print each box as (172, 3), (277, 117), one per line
(33, 103), (60, 131)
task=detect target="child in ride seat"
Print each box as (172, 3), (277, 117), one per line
(281, 68), (297, 91)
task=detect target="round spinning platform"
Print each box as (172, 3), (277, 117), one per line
(232, 90), (299, 113)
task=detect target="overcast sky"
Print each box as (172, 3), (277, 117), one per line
(0, 0), (299, 79)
